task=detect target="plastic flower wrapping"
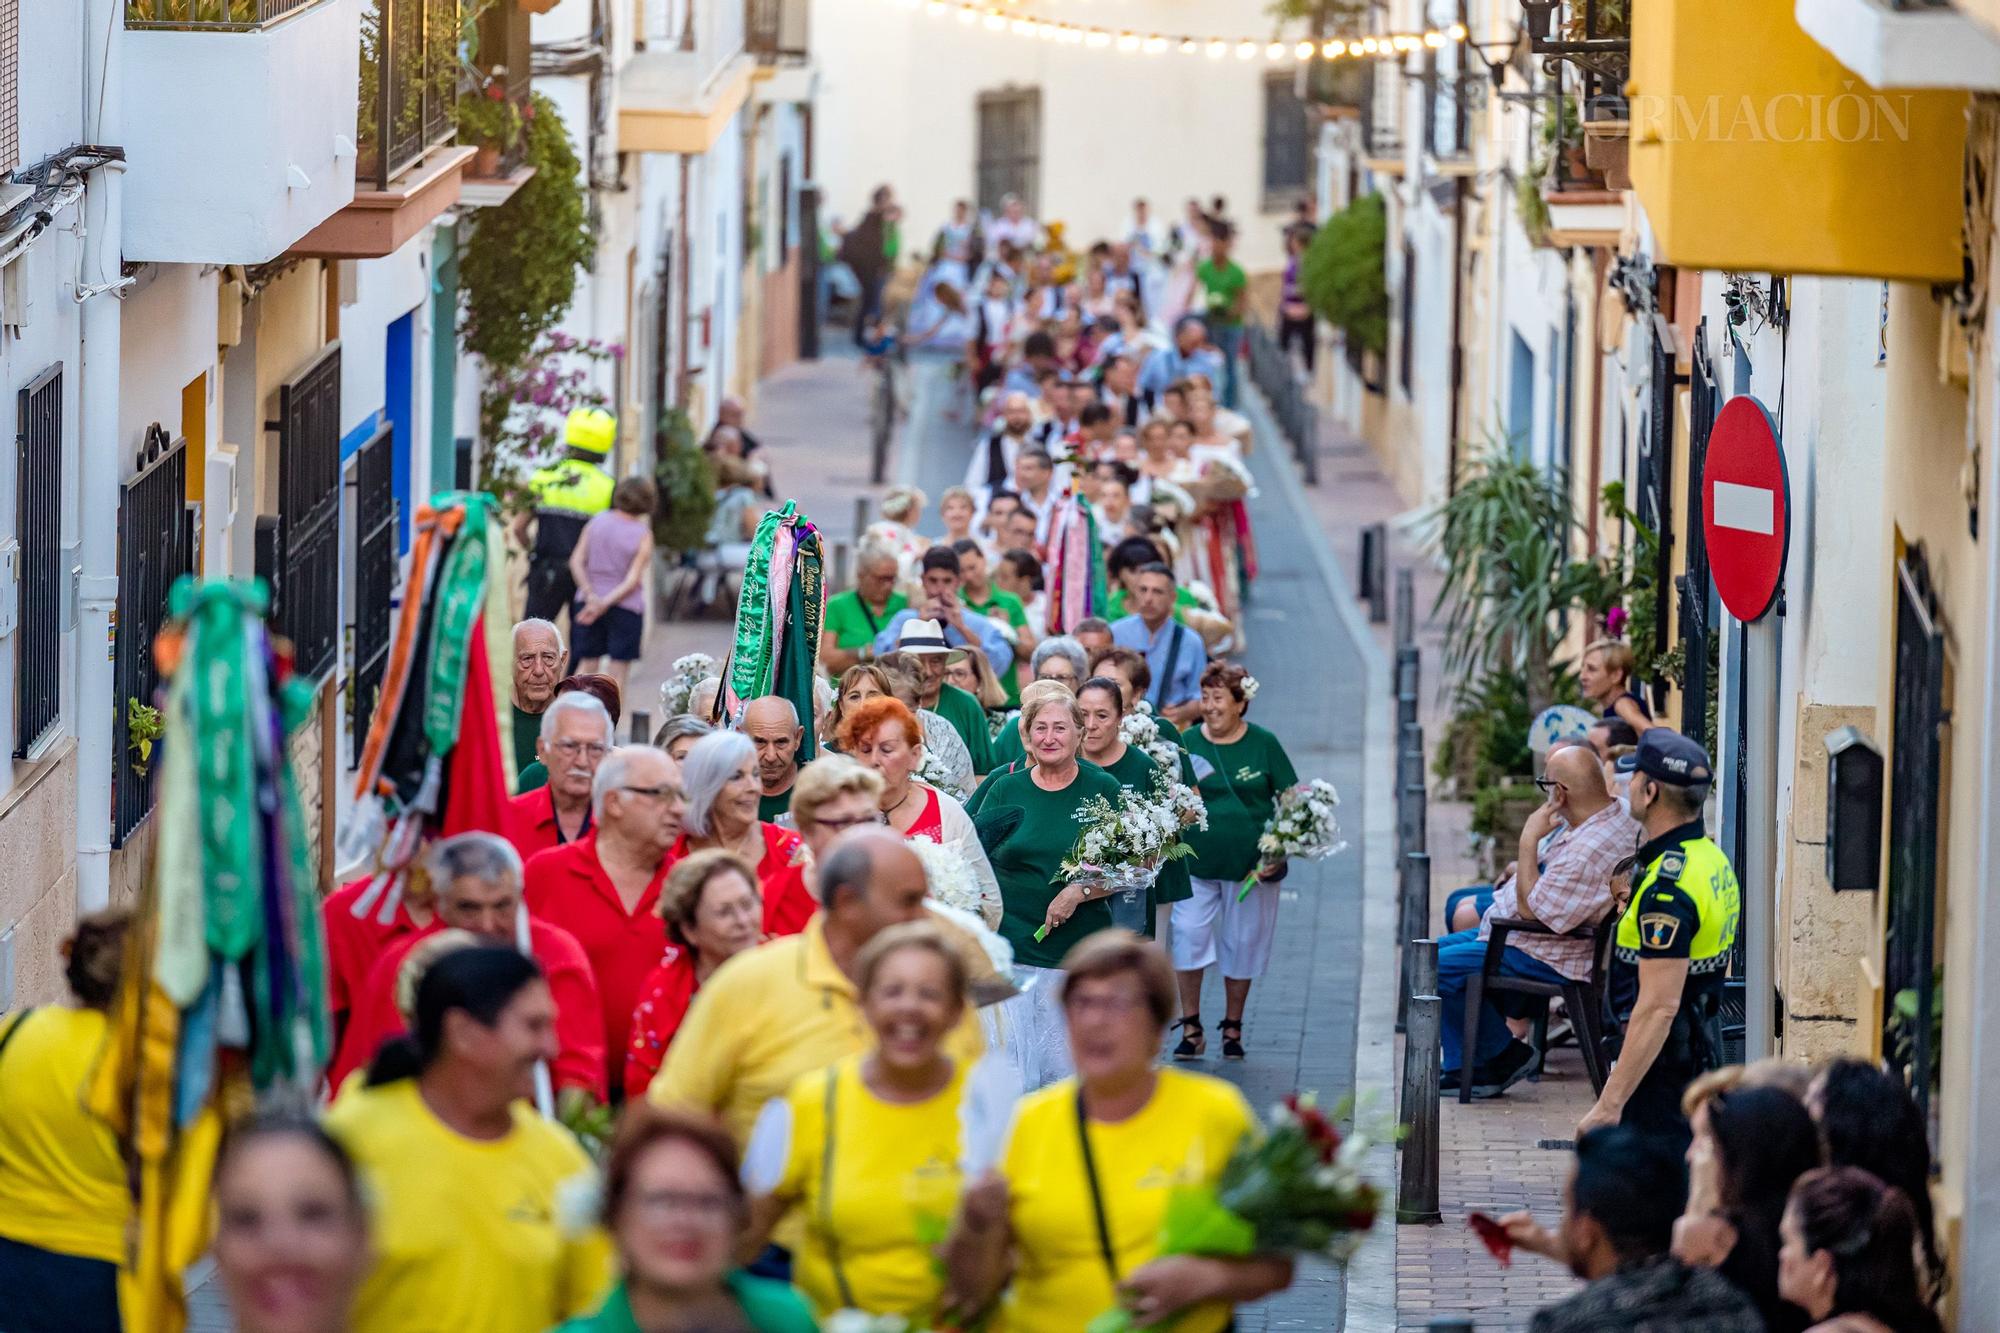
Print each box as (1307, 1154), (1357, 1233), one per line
(1240, 779), (1346, 901)
(1118, 707), (1183, 776)
(658, 652), (718, 717)
(1057, 772), (1195, 891)
(1086, 1093), (1384, 1333)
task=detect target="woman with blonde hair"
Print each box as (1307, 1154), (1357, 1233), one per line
(1580, 637), (1654, 736)
(938, 485), (978, 546)
(865, 485), (929, 579)
(622, 850), (766, 1099)
(947, 640), (1009, 714)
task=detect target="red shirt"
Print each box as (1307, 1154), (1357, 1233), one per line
(670, 823), (817, 938)
(326, 918), (607, 1098)
(522, 834), (674, 1067)
(622, 946), (699, 1100)
(321, 876), (428, 1028)
(500, 785), (593, 864)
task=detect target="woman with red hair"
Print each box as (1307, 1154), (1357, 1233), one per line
(837, 696), (999, 925)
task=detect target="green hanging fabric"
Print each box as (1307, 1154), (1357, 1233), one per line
(772, 529), (824, 762)
(424, 510), (493, 757)
(151, 641), (208, 1007)
(727, 501), (793, 710)
(180, 580), (267, 964)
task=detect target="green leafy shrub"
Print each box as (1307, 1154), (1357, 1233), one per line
(653, 407), (717, 555)
(1300, 193), (1388, 356)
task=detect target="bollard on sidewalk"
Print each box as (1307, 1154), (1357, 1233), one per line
(1398, 991), (1443, 1224)
(1393, 567), (1416, 650)
(1397, 724), (1427, 861)
(1395, 855), (1433, 1031)
(1398, 939), (1439, 1097)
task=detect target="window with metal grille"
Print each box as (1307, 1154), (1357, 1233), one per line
(15, 364), (59, 758)
(1263, 71), (1311, 208)
(349, 423), (396, 767)
(269, 345), (342, 682)
(0, 0), (17, 175)
(1886, 546), (1944, 1145)
(976, 88), (1040, 218)
(113, 426), (193, 844)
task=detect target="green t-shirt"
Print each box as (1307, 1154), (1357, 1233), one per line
(517, 760), (549, 793)
(759, 785), (796, 824)
(1180, 723), (1299, 881)
(975, 764), (1124, 968)
(1196, 257), (1248, 326)
(1104, 585), (1196, 624)
(553, 1276), (817, 1333)
(933, 682), (995, 775)
(511, 702), (544, 779)
(962, 586), (1029, 704)
(991, 712), (1025, 770)
(823, 589), (909, 659)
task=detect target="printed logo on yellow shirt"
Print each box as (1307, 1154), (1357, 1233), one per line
(506, 1195), (554, 1227)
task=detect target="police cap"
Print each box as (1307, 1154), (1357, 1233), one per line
(1634, 729), (1712, 787)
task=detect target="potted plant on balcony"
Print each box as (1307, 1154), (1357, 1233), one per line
(458, 70), (525, 178)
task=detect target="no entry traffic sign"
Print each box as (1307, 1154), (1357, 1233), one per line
(1702, 395), (1790, 622)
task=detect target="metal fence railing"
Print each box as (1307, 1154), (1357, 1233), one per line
(1389, 577), (1442, 1226)
(15, 364), (61, 759)
(125, 0), (320, 30)
(113, 426), (194, 845)
(270, 344), (343, 682)
(358, 0), (460, 192)
(1246, 320), (1321, 484)
(348, 424), (397, 768)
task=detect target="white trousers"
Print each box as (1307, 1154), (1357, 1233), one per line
(1170, 876), (1281, 980)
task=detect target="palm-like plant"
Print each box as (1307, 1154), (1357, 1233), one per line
(1427, 439), (1610, 717)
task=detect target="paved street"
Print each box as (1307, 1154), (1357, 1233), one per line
(906, 363), (1371, 1328)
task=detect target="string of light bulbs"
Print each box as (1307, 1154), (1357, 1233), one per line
(886, 0), (1471, 62)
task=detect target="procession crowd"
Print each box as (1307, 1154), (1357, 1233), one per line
(0, 190), (1949, 1333)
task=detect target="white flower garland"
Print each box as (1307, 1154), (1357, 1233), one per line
(1240, 674), (1261, 703)
(658, 652), (719, 717)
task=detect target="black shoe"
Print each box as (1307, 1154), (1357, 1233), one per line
(1440, 1069), (1464, 1093)
(1470, 1040), (1538, 1099)
(1219, 1019), (1245, 1061)
(1172, 1016), (1205, 1060)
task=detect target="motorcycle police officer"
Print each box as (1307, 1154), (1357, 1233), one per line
(1578, 728), (1740, 1142)
(515, 407), (616, 622)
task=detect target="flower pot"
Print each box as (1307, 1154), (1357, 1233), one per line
(1584, 119), (1631, 190)
(472, 142), (502, 177)
(518, 0), (560, 11)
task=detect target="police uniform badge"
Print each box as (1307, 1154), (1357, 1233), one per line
(1639, 913), (1681, 949)
(1658, 851), (1685, 880)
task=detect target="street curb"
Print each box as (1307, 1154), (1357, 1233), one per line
(1241, 383), (1399, 1333)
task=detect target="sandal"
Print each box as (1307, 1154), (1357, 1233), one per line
(1219, 1020), (1246, 1061)
(1172, 1016), (1205, 1060)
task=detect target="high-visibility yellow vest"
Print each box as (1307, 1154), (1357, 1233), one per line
(524, 459), (613, 561)
(1616, 833), (1739, 976)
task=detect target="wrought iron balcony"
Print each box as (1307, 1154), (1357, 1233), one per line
(125, 0), (320, 29)
(1519, 0), (1629, 117)
(467, 0), (534, 179)
(358, 0), (461, 192)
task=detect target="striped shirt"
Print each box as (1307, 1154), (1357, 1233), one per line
(1477, 801), (1638, 980)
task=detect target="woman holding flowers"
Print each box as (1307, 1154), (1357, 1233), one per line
(742, 923), (1018, 1323)
(969, 686), (1125, 1090)
(943, 932), (1294, 1332)
(1076, 676), (1195, 937)
(1172, 661), (1298, 1061)
(837, 696), (1001, 919)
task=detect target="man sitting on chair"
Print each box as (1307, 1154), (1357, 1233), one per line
(1435, 745), (1636, 1099)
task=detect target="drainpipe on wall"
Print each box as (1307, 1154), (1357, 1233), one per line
(75, 0), (126, 913)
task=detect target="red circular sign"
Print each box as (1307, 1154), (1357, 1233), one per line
(1701, 395), (1790, 622)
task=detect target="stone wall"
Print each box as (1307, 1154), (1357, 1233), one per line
(0, 744), (80, 1009)
(1779, 699), (1879, 1063)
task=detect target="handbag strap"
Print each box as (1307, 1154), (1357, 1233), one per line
(1151, 623), (1186, 710)
(820, 1069), (861, 1311)
(0, 1008), (36, 1068)
(1075, 1088), (1120, 1285)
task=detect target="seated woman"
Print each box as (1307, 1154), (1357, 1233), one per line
(696, 455), (764, 613)
(942, 932), (1293, 1330)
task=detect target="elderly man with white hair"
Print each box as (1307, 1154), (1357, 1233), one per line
(329, 831), (607, 1097)
(524, 745), (684, 1090)
(670, 730), (816, 936)
(509, 618), (567, 776)
(502, 692), (614, 861)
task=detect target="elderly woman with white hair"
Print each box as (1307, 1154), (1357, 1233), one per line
(966, 686), (1124, 1090)
(670, 730), (816, 936)
(864, 484), (929, 582)
(988, 639), (1091, 771)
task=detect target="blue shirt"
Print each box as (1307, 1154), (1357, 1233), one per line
(1110, 614), (1207, 708)
(1138, 343), (1225, 396)
(875, 606), (1016, 681)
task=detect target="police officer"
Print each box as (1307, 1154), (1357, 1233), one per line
(515, 407), (616, 623)
(1578, 728), (1740, 1143)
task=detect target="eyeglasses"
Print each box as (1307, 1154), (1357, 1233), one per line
(1533, 777), (1565, 794)
(816, 812), (887, 832)
(549, 740), (609, 759)
(628, 1188), (739, 1226)
(620, 784), (684, 802)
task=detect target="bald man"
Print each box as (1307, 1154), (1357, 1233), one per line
(742, 695), (806, 823)
(1437, 743), (1638, 1100)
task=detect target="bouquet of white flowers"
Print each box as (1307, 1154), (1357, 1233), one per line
(1038, 773), (1194, 941)
(658, 652), (718, 717)
(1240, 779), (1347, 901)
(1119, 706), (1183, 775)
(906, 832), (995, 923)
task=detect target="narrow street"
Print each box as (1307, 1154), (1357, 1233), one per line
(905, 362), (1372, 1327)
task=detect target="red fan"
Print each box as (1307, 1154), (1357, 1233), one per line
(1468, 1212), (1514, 1267)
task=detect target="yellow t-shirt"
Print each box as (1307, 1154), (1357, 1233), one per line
(325, 1079), (612, 1333)
(999, 1068), (1254, 1333)
(756, 1055), (968, 1320)
(0, 1007), (128, 1264)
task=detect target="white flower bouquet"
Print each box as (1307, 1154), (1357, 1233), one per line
(1119, 708), (1208, 829)
(1240, 779), (1347, 901)
(658, 652), (718, 717)
(1038, 773), (1195, 940)
(907, 833), (994, 923)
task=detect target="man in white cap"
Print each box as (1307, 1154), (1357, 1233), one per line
(877, 622), (994, 776)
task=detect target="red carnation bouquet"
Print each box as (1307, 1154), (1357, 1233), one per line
(1087, 1093), (1384, 1332)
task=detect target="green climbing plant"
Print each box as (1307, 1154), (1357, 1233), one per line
(1299, 192), (1389, 356)
(653, 406), (717, 556)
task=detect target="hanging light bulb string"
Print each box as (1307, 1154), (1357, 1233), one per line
(891, 0), (1471, 61)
